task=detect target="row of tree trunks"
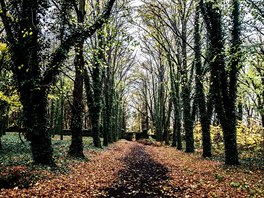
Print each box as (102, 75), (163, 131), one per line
(0, 0), (116, 165)
(200, 0), (240, 165)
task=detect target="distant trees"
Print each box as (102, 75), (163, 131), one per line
(137, 0), (196, 152)
(239, 0), (263, 127)
(134, 0), (248, 165)
(83, 0), (134, 147)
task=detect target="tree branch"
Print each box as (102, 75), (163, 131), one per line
(42, 0), (116, 86)
(0, 0), (15, 44)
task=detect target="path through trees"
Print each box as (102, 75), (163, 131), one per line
(101, 144), (181, 197)
(0, 140), (263, 197)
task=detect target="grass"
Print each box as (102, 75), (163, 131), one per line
(1, 132), (263, 169)
(0, 133), (106, 189)
(0, 133), (32, 167)
(0, 133), (102, 168)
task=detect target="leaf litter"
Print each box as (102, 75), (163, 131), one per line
(0, 140), (263, 197)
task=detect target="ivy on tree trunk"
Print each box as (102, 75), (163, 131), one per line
(194, 5), (212, 158)
(200, 0), (240, 165)
(68, 0), (86, 159)
(0, 0), (116, 165)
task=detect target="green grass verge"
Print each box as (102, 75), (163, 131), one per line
(0, 133), (103, 168)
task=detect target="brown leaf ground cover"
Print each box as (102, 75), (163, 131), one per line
(0, 140), (263, 197)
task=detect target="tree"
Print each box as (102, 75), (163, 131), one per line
(200, 0), (241, 165)
(179, 0), (196, 153)
(0, 42), (8, 150)
(193, 4), (212, 157)
(169, 56), (182, 150)
(238, 0), (264, 126)
(0, 0), (116, 165)
(68, 0), (86, 158)
(138, 0), (195, 150)
(84, 0), (106, 148)
(101, 1), (135, 144)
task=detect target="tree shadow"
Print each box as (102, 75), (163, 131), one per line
(99, 144), (183, 198)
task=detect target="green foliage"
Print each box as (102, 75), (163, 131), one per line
(0, 42), (7, 52)
(215, 173), (225, 182)
(0, 91), (21, 107)
(0, 133), (98, 167)
(0, 133), (32, 166)
(194, 121), (263, 160)
(230, 181), (240, 188)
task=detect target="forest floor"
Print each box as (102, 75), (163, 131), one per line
(0, 139), (263, 197)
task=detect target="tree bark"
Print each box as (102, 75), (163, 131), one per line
(68, 0), (85, 158)
(0, 100), (8, 150)
(200, 0), (240, 165)
(169, 56), (182, 150)
(164, 99), (172, 145)
(194, 5), (212, 157)
(21, 88), (54, 165)
(103, 62), (113, 146)
(68, 43), (85, 158)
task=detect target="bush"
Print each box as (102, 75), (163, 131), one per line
(193, 121), (263, 159)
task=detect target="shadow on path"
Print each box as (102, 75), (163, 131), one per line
(99, 144), (182, 198)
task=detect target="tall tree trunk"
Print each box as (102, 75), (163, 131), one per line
(91, 104), (102, 147)
(0, 100), (8, 150)
(68, 42), (85, 157)
(194, 5), (212, 157)
(103, 62), (113, 146)
(181, 22), (194, 153)
(103, 71), (109, 146)
(200, 0), (240, 165)
(141, 80), (149, 139)
(111, 96), (118, 142)
(172, 119), (177, 147)
(164, 99), (172, 145)
(178, 1), (195, 153)
(121, 102), (127, 138)
(50, 99), (55, 137)
(10, 0), (54, 165)
(91, 44), (104, 147)
(156, 56), (165, 142)
(68, 0), (85, 158)
(103, 101), (109, 146)
(222, 0), (241, 165)
(169, 55), (182, 150)
(21, 88), (54, 165)
(59, 95), (64, 141)
(84, 66), (102, 148)
(182, 85), (194, 153)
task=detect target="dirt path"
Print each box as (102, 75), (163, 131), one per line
(100, 144), (181, 197)
(0, 140), (263, 197)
